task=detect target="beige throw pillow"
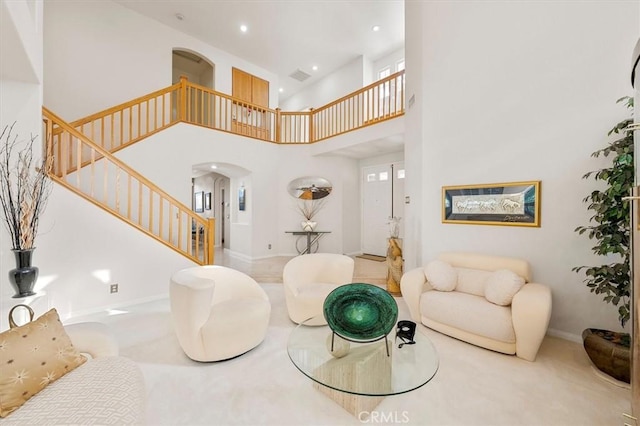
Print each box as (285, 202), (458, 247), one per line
(0, 308), (87, 418)
(485, 269), (526, 306)
(424, 260), (458, 291)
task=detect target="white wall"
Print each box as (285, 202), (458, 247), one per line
(0, 0), (43, 329)
(43, 0), (278, 121)
(372, 47), (405, 81)
(405, 0), (639, 339)
(114, 124), (361, 259)
(280, 55), (368, 111)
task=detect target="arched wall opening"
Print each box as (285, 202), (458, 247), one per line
(172, 48), (215, 88)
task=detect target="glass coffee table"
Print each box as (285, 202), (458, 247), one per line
(287, 317), (439, 416)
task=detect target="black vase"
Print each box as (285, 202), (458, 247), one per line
(8, 249), (39, 298)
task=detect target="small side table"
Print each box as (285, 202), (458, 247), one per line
(285, 231), (331, 255)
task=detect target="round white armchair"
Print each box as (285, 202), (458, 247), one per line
(283, 253), (355, 325)
(170, 265), (271, 362)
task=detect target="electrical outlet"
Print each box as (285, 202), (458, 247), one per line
(110, 284), (119, 294)
(268, 244), (272, 249)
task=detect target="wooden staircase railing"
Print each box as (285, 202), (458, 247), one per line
(43, 107), (214, 265)
(65, 71), (405, 150)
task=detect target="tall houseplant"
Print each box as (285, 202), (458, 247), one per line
(0, 123), (53, 297)
(574, 96), (633, 328)
(573, 97), (633, 384)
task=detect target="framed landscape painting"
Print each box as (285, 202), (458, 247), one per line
(442, 181), (541, 227)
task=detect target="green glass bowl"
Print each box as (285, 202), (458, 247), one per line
(323, 283), (398, 342)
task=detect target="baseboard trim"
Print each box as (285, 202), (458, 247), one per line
(547, 328), (582, 344)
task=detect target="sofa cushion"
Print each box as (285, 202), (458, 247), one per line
(454, 267), (492, 296)
(0, 308), (87, 418)
(420, 291), (515, 343)
(485, 269), (526, 306)
(1, 356), (146, 425)
(424, 260), (457, 291)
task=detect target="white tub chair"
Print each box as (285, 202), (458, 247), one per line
(170, 265), (271, 362)
(283, 253), (355, 325)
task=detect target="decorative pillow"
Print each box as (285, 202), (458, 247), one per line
(485, 269), (526, 306)
(0, 308), (87, 418)
(424, 260), (458, 291)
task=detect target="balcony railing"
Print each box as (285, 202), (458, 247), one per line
(63, 71), (404, 150)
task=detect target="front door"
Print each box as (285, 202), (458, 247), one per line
(361, 162), (404, 257)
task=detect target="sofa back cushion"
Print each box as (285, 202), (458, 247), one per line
(484, 269), (526, 306)
(438, 252), (531, 283)
(424, 260), (458, 291)
(455, 267), (492, 296)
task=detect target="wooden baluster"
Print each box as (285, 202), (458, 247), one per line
(159, 197), (163, 239)
(90, 148), (95, 197)
(149, 189), (153, 234)
(179, 76), (187, 122)
(309, 112), (313, 142)
(206, 217), (215, 265)
(127, 175), (132, 220)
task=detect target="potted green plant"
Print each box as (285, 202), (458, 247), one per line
(0, 123), (52, 298)
(573, 96), (633, 383)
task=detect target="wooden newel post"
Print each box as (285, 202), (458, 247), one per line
(275, 108), (281, 143)
(308, 108), (314, 143)
(179, 76), (188, 122)
(386, 238), (403, 295)
(206, 217), (215, 265)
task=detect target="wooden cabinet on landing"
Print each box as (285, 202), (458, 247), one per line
(232, 68), (269, 139)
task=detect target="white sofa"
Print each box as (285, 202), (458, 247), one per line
(283, 253), (355, 325)
(170, 265), (271, 361)
(401, 252), (552, 361)
(3, 321), (146, 425)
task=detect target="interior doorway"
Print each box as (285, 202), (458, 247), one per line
(361, 162), (405, 257)
(192, 171), (230, 250)
(172, 49), (214, 87)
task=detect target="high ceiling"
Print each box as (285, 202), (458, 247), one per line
(114, 0), (405, 102)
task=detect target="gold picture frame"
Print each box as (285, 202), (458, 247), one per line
(442, 181), (541, 227)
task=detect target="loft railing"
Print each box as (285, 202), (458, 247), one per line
(181, 78), (276, 141)
(312, 71), (405, 142)
(66, 71), (404, 149)
(43, 107), (214, 265)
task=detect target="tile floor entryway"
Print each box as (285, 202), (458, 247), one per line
(213, 247), (388, 285)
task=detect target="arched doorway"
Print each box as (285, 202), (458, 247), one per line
(172, 48), (215, 88)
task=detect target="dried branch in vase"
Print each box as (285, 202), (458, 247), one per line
(296, 198), (326, 220)
(0, 123), (53, 250)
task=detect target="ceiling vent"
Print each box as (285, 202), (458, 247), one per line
(289, 69), (311, 82)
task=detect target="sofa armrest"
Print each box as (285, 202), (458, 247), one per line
(400, 267), (432, 322)
(64, 322), (119, 358)
(512, 282), (552, 361)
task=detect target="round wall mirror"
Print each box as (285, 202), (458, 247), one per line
(287, 176), (332, 200)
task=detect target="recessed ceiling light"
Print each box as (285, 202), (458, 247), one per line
(175, 13), (184, 21)
(279, 88), (284, 93)
(240, 24), (248, 33)
(372, 25), (381, 32)
(210, 165), (217, 169)
(312, 65), (318, 71)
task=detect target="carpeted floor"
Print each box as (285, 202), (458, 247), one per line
(71, 284), (630, 425)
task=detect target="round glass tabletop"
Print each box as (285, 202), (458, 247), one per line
(287, 317), (439, 396)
